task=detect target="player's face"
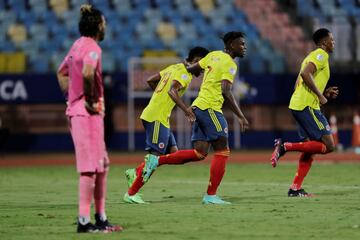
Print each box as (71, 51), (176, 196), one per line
(231, 37), (246, 58)
(191, 56), (203, 77)
(98, 16), (106, 42)
(325, 33), (335, 53)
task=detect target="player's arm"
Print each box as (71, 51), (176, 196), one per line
(186, 63), (203, 76)
(222, 80), (249, 132)
(56, 59), (69, 96)
(146, 73), (161, 90)
(300, 62), (327, 105)
(168, 80), (196, 123)
(83, 64), (102, 114)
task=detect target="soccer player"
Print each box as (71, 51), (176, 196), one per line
(123, 46), (210, 204)
(139, 31), (249, 205)
(270, 28), (339, 197)
(57, 5), (122, 233)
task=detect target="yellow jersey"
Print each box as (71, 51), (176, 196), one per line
(140, 63), (192, 128)
(289, 48), (330, 110)
(192, 51), (237, 113)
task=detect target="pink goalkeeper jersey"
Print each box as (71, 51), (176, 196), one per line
(58, 36), (103, 117)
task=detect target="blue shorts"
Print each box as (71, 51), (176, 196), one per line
(191, 107), (228, 142)
(142, 120), (177, 154)
(291, 107), (331, 141)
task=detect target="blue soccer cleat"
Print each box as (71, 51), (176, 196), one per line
(202, 194), (231, 205)
(142, 154), (159, 182)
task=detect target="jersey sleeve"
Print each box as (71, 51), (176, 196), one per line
(83, 46), (101, 68)
(308, 50), (328, 71)
(173, 68), (191, 88)
(58, 54), (69, 74)
(220, 60), (237, 83)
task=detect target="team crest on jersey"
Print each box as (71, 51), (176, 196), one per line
(158, 142), (165, 149)
(326, 125), (331, 131)
(229, 67), (236, 75)
(89, 51), (98, 60)
(316, 54), (324, 61)
(224, 127), (228, 133)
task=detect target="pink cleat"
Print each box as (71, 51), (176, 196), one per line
(271, 138), (285, 168)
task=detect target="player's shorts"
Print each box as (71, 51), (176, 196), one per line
(142, 120), (177, 154)
(69, 115), (109, 173)
(291, 106), (331, 141)
(191, 107), (228, 142)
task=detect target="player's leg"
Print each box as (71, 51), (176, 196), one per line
(271, 107), (331, 167)
(77, 172), (99, 233)
(157, 130), (208, 166)
(288, 133), (335, 197)
(83, 116), (122, 232)
(124, 120), (166, 203)
(195, 108), (231, 204)
(288, 150), (314, 197)
(70, 116), (102, 232)
(202, 136), (231, 204)
(94, 154), (122, 232)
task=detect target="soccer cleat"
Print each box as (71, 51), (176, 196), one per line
(77, 221), (102, 233)
(202, 194), (231, 205)
(142, 154), (159, 182)
(288, 188), (313, 197)
(125, 168), (137, 188)
(271, 138), (285, 168)
(123, 192), (147, 204)
(94, 214), (123, 232)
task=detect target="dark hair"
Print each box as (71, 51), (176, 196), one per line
(78, 4), (103, 37)
(312, 28), (330, 45)
(221, 31), (245, 45)
(186, 46), (209, 62)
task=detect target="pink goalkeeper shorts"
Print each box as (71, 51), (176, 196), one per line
(69, 115), (109, 173)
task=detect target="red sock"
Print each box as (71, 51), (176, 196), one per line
(128, 162), (145, 196)
(206, 150), (229, 195)
(284, 141), (327, 154)
(290, 153), (314, 190)
(158, 149), (205, 165)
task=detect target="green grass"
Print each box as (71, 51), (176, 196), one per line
(0, 163), (360, 239)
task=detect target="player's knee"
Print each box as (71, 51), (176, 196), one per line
(194, 148), (208, 160)
(325, 143), (335, 153)
(215, 147), (230, 157)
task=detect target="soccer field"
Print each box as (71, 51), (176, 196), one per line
(0, 163), (359, 240)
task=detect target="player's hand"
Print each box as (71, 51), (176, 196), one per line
(319, 95), (328, 105)
(238, 116), (249, 132)
(85, 98), (104, 115)
(324, 86), (339, 99)
(185, 107), (196, 123)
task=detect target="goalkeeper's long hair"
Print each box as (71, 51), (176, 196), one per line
(78, 4), (103, 38)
